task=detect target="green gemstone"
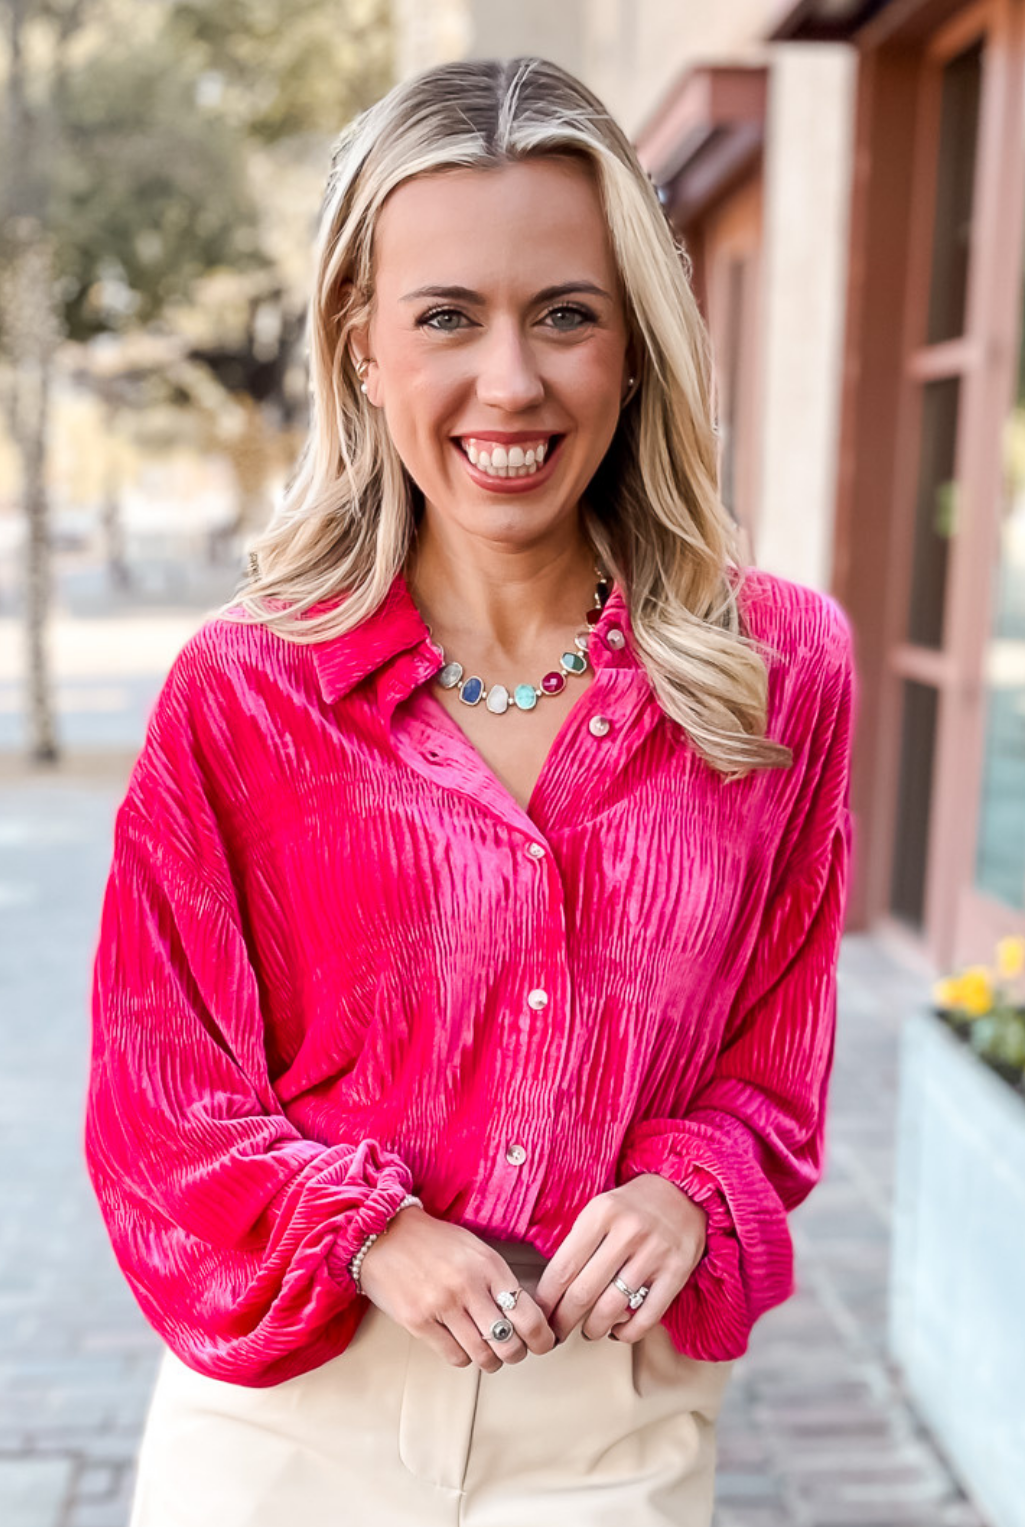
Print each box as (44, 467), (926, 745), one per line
(514, 683), (538, 710)
(561, 651), (587, 674)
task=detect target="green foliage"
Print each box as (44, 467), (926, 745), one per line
(51, 39), (265, 339)
(165, 0), (393, 142)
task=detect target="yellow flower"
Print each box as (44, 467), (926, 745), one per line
(958, 965), (994, 1016)
(932, 977), (962, 1008)
(995, 935), (1025, 981)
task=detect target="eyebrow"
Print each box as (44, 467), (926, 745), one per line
(400, 281), (613, 305)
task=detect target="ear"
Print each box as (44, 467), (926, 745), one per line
(620, 335), (641, 405)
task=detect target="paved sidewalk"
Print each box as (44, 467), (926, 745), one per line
(0, 772), (992, 1527)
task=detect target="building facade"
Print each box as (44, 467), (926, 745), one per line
(393, 0), (1025, 972)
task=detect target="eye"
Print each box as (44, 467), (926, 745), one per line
(417, 307), (471, 332)
(544, 304), (596, 331)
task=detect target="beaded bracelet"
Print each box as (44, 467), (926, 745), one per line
(349, 1194), (423, 1293)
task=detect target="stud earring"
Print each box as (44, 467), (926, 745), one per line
(355, 356), (374, 395)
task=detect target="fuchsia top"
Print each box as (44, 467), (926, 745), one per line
(86, 562), (857, 1387)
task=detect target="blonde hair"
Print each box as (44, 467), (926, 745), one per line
(214, 56), (792, 778)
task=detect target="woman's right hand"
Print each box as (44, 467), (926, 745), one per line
(357, 1206), (558, 1372)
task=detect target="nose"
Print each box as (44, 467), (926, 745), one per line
(474, 321), (545, 412)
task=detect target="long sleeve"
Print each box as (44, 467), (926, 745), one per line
(85, 640), (416, 1387)
(615, 599), (857, 1361)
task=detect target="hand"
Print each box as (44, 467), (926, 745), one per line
(357, 1207), (558, 1372)
(532, 1174), (708, 1344)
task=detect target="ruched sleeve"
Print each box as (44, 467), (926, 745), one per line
(615, 602), (857, 1361)
(85, 638), (417, 1387)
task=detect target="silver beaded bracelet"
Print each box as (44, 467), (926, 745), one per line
(349, 1194), (422, 1293)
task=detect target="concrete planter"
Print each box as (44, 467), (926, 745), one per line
(890, 1008), (1025, 1527)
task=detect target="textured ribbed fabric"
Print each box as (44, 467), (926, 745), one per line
(86, 562), (857, 1388)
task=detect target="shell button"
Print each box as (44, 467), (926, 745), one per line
(505, 1143), (528, 1166)
(527, 988), (549, 1010)
(605, 626), (626, 649)
(588, 715), (612, 737)
(527, 842), (546, 859)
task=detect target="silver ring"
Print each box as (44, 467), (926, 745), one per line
(495, 1288), (521, 1312)
(489, 1316), (515, 1342)
(613, 1275), (651, 1311)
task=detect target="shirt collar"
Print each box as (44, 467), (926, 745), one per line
(309, 567), (632, 705)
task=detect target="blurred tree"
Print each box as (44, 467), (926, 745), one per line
(51, 38), (265, 340)
(166, 0), (392, 141)
(1, 0), (392, 765)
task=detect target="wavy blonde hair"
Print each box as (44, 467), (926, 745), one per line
(214, 55), (792, 778)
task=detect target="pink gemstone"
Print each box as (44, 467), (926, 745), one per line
(541, 671), (566, 694)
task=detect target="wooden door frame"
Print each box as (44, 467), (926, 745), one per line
(833, 0), (1025, 966)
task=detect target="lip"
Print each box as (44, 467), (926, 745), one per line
(452, 430), (562, 444)
(452, 433), (565, 494)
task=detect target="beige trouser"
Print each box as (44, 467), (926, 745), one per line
(129, 1237), (735, 1527)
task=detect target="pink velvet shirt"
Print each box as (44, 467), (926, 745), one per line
(86, 562), (857, 1387)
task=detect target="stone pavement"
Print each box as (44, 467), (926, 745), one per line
(0, 764), (993, 1527)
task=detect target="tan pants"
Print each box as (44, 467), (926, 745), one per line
(129, 1238), (735, 1527)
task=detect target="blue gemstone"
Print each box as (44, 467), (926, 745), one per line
(514, 684), (538, 710)
(460, 676), (484, 705)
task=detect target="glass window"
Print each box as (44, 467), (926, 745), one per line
(908, 378), (960, 649)
(890, 679), (940, 928)
(927, 39), (983, 345)
(973, 283), (1025, 909)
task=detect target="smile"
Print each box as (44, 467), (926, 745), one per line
(453, 434), (564, 490)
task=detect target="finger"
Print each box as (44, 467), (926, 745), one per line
(591, 1271), (672, 1344)
(467, 1298), (530, 1367)
(446, 1309), (509, 1373)
(483, 1286), (556, 1358)
(580, 1253), (661, 1341)
(547, 1241), (635, 1341)
(533, 1225), (607, 1318)
(423, 1316), (478, 1369)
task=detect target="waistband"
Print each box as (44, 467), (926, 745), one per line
(477, 1233), (548, 1268)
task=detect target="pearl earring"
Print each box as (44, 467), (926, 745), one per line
(355, 356), (373, 396)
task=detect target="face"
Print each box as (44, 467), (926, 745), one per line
(352, 156), (633, 549)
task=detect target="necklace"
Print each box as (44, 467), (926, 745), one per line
(426, 560), (612, 715)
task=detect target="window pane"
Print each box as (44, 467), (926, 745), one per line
(890, 679), (939, 928)
(908, 378), (959, 649)
(973, 277), (1025, 908)
(927, 39), (983, 345)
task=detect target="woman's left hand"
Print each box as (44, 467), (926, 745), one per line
(532, 1173), (708, 1344)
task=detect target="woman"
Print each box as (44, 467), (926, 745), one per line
(86, 55), (857, 1527)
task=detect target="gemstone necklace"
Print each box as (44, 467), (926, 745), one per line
(426, 561), (612, 715)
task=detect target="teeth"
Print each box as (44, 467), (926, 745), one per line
(458, 437), (554, 479)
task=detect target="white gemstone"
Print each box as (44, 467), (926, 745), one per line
(438, 661), (464, 688)
(486, 684), (510, 713)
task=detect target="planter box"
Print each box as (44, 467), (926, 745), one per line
(890, 1008), (1025, 1527)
